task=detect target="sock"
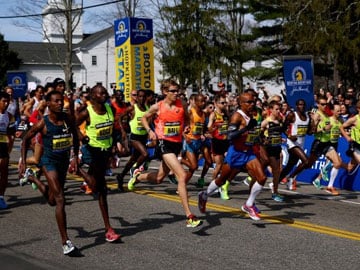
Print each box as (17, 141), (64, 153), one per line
(206, 180), (219, 197)
(246, 181), (263, 207)
(328, 167), (338, 188)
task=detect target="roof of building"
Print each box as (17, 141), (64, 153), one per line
(8, 41), (81, 65)
(74, 27), (113, 50)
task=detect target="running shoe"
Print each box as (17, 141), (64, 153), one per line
(85, 185), (92, 195)
(130, 166), (144, 178)
(219, 180), (230, 200)
(19, 168), (34, 186)
(253, 204), (261, 214)
(312, 179), (321, 190)
(31, 170), (39, 190)
(0, 197), (8, 209)
(129, 163), (138, 177)
(325, 187), (339, 196)
(268, 182), (274, 193)
(31, 183), (38, 191)
(321, 161), (332, 182)
(272, 193), (284, 202)
(197, 178), (205, 188)
(168, 174), (178, 185)
(80, 182), (87, 193)
(128, 171), (140, 191)
(280, 177), (288, 185)
(241, 204), (261, 221)
(198, 191), (207, 213)
(63, 240), (75, 255)
(186, 214), (202, 228)
(287, 177), (296, 191)
(243, 176), (252, 186)
(105, 228), (121, 242)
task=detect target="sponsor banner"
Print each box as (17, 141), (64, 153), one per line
(7, 71), (27, 98)
(283, 56), (314, 111)
(296, 136), (360, 191)
(114, 17), (154, 102)
(196, 135), (360, 191)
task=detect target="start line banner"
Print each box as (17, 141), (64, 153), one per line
(114, 17), (154, 102)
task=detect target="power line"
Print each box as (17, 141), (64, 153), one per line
(0, 0), (124, 19)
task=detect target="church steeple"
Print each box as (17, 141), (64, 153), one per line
(42, 0), (83, 44)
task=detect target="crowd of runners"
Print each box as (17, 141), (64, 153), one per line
(1, 78), (360, 255)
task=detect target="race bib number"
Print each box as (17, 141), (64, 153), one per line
(218, 123), (228, 135)
(164, 122), (180, 137)
(95, 122), (113, 140)
(245, 127), (260, 145)
(136, 117), (145, 131)
(52, 134), (72, 152)
(297, 125), (307, 136)
(269, 136), (282, 146)
(192, 122), (204, 135)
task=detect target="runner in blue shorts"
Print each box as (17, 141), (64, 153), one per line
(198, 93), (267, 221)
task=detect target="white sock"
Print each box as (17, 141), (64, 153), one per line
(206, 180), (219, 197)
(328, 168), (338, 188)
(246, 181), (263, 207)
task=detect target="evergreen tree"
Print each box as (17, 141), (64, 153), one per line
(0, 34), (21, 87)
(246, 0), (287, 82)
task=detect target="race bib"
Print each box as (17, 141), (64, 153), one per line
(192, 122), (204, 135)
(52, 134), (72, 152)
(164, 122), (180, 137)
(95, 122), (113, 140)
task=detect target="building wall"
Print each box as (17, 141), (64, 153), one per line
(76, 38), (116, 89)
(20, 64), (80, 86)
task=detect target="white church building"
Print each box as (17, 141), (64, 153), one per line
(8, 0), (163, 93)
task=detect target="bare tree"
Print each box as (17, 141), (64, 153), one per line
(11, 0), (82, 89)
(87, 0), (147, 28)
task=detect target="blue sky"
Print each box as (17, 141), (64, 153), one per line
(0, 0), (111, 42)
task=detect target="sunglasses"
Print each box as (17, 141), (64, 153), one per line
(168, 89), (179, 93)
(244, 100), (255, 104)
(131, 94), (138, 96)
(219, 102), (228, 105)
(319, 103), (327, 106)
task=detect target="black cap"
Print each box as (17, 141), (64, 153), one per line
(53, 78), (65, 86)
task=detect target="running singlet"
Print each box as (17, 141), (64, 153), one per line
(0, 112), (10, 144)
(188, 107), (205, 140)
(288, 111), (309, 147)
(85, 103), (114, 149)
(350, 114), (360, 144)
(329, 117), (341, 144)
(111, 100), (129, 131)
(264, 116), (282, 147)
(154, 99), (184, 143)
(212, 110), (228, 140)
(315, 110), (331, 142)
(42, 114), (73, 160)
(232, 109), (258, 151)
(129, 104), (148, 135)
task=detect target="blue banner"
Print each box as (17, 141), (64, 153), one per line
(296, 136), (360, 191)
(7, 71), (27, 99)
(283, 56), (314, 111)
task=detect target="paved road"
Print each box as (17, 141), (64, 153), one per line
(1, 140), (360, 269)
